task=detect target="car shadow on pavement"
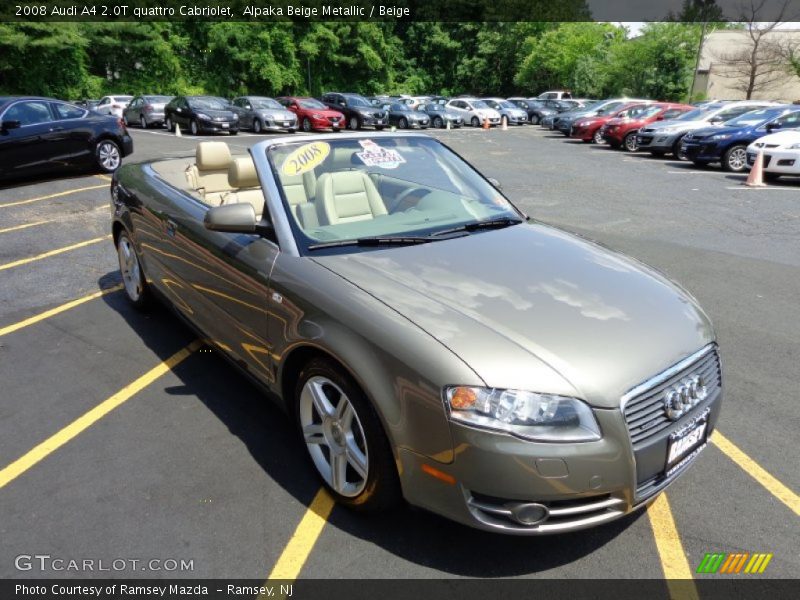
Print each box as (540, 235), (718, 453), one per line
(0, 170), (106, 191)
(99, 271), (645, 577)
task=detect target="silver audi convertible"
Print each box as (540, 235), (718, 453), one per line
(110, 133), (722, 534)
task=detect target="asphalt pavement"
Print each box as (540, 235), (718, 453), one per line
(0, 124), (797, 585)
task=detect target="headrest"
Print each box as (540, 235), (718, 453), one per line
(228, 158), (259, 189)
(195, 142), (231, 171)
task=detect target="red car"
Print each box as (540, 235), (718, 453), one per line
(277, 96), (345, 132)
(601, 103), (694, 151)
(570, 102), (652, 144)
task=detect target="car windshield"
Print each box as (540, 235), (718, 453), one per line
(496, 100), (516, 109)
(674, 106), (715, 121)
(345, 96), (371, 107)
(299, 98), (326, 109)
(267, 137), (523, 252)
(425, 104), (444, 112)
(191, 97), (229, 110)
(471, 101), (489, 109)
(637, 105), (664, 119)
(114, 96), (133, 102)
(145, 96), (171, 103)
(251, 98), (282, 109)
(723, 109), (783, 127)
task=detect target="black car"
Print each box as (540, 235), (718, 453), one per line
(164, 96), (239, 136)
(0, 96), (133, 181)
(320, 92), (387, 130)
(382, 103), (430, 129)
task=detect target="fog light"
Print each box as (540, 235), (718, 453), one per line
(509, 502), (549, 526)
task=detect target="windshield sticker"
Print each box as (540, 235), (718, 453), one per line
(281, 141), (330, 177)
(356, 140), (406, 169)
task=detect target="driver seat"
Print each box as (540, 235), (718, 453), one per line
(317, 171), (387, 225)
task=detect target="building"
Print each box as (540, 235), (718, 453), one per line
(691, 29), (800, 102)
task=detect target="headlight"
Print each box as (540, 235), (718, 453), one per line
(196, 113), (210, 120)
(444, 386), (601, 442)
(787, 143), (800, 149)
(710, 133), (732, 140)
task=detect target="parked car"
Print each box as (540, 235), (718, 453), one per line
(231, 96), (297, 133)
(554, 99), (647, 136)
(538, 90), (572, 100)
(164, 96), (238, 136)
(681, 106), (800, 172)
(321, 92), (388, 130)
(482, 98), (529, 125)
(111, 132), (721, 535)
(277, 96), (344, 132)
(529, 99), (579, 125)
(400, 96), (432, 110)
(636, 100), (777, 158)
(122, 95), (172, 129)
(418, 103), (463, 128)
(0, 96), (133, 180)
(746, 129), (800, 181)
(446, 98), (502, 127)
(571, 103), (652, 143)
(601, 103), (693, 151)
(95, 95), (133, 118)
(73, 99), (100, 111)
(382, 103), (430, 129)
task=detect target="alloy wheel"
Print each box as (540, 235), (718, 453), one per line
(140, 115), (147, 129)
(624, 132), (638, 152)
(96, 141), (121, 171)
(117, 235), (143, 303)
(593, 129), (604, 144)
(253, 119), (262, 133)
(349, 116), (359, 130)
(303, 117), (312, 132)
(726, 147), (748, 172)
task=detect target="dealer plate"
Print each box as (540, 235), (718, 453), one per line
(222, 123), (229, 128)
(666, 408), (709, 470)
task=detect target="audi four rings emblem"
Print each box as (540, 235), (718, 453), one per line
(664, 375), (708, 420)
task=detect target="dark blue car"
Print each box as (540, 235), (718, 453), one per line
(681, 106), (800, 172)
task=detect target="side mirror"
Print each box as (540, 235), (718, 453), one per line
(1, 120), (21, 131)
(204, 203), (257, 234)
(487, 177), (503, 191)
(708, 116), (723, 124)
(765, 122), (780, 132)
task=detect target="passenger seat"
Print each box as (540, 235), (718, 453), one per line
(185, 142), (233, 206)
(221, 158), (265, 219)
(317, 171), (387, 224)
(280, 170), (318, 228)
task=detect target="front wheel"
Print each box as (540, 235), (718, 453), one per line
(117, 231), (150, 310)
(165, 117), (174, 132)
(253, 119), (263, 133)
(673, 135), (688, 160)
(140, 115), (147, 129)
(399, 117), (408, 129)
(296, 359), (400, 511)
(623, 132), (639, 152)
(190, 120), (199, 136)
(471, 116), (480, 127)
(530, 114), (540, 125)
(95, 139), (121, 173)
(349, 116), (360, 131)
(433, 116), (443, 128)
(302, 117), (312, 132)
(593, 129), (604, 144)
(723, 145), (748, 172)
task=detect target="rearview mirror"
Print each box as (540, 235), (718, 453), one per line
(1, 120), (21, 131)
(204, 203), (257, 234)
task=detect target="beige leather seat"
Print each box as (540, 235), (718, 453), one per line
(221, 158), (264, 219)
(279, 170), (318, 228)
(185, 142), (232, 206)
(317, 171), (387, 225)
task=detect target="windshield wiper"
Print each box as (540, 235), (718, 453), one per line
(308, 235), (437, 250)
(427, 217), (523, 238)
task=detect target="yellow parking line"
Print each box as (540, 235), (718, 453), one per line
(95, 174), (112, 181)
(712, 431), (800, 516)
(0, 235), (110, 272)
(647, 494), (699, 600)
(0, 220), (52, 235)
(0, 184), (107, 209)
(0, 340), (201, 490)
(267, 488), (334, 580)
(0, 285), (123, 338)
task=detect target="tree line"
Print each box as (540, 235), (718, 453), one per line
(0, 21), (712, 102)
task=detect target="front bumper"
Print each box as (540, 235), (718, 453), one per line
(682, 139), (722, 163)
(360, 115), (387, 127)
(311, 116), (342, 130)
(398, 347), (722, 535)
(747, 149), (800, 173)
(637, 131), (681, 151)
(571, 124), (598, 140)
(262, 117), (298, 131)
(198, 119), (239, 133)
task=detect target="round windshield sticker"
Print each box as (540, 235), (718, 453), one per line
(281, 142), (330, 177)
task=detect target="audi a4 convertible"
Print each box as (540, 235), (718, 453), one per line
(110, 133), (722, 534)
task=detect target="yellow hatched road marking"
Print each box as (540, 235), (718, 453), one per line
(0, 341), (201, 490)
(712, 431), (800, 516)
(0, 235), (110, 272)
(0, 285), (123, 338)
(0, 184), (107, 209)
(0, 220), (52, 235)
(647, 494), (699, 600)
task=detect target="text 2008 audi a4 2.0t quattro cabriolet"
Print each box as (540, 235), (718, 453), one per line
(110, 133), (721, 534)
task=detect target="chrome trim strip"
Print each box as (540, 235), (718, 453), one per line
(547, 496), (625, 517)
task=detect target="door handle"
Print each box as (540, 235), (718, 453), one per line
(165, 219), (177, 237)
(49, 127), (64, 132)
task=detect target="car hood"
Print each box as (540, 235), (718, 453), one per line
(689, 125), (751, 139)
(313, 223), (714, 408)
(648, 118), (715, 132)
(748, 129), (800, 148)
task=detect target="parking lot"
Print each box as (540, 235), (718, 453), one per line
(0, 125), (798, 586)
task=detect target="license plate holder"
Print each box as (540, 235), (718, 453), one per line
(222, 123), (229, 129)
(665, 409), (709, 475)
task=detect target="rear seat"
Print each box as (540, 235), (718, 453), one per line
(185, 141), (233, 206)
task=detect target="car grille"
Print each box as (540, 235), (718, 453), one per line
(623, 346), (721, 447)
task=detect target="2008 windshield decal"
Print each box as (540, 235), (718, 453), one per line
(281, 142), (330, 177)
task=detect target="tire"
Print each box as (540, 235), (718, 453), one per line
(190, 120), (199, 136)
(140, 115), (147, 129)
(165, 117), (174, 132)
(229, 130), (238, 136)
(295, 358), (400, 511)
(253, 119), (262, 134)
(95, 139), (122, 173)
(722, 145), (748, 173)
(288, 128), (296, 134)
(122, 114), (129, 127)
(302, 118), (312, 132)
(672, 135), (687, 160)
(623, 132), (639, 152)
(399, 117), (408, 129)
(349, 116), (360, 131)
(593, 129), (604, 144)
(530, 114), (540, 125)
(471, 116), (480, 127)
(433, 116), (443, 128)
(116, 231), (150, 310)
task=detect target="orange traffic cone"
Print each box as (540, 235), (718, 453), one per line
(482, 117), (490, 130)
(501, 116), (508, 131)
(744, 150), (766, 187)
